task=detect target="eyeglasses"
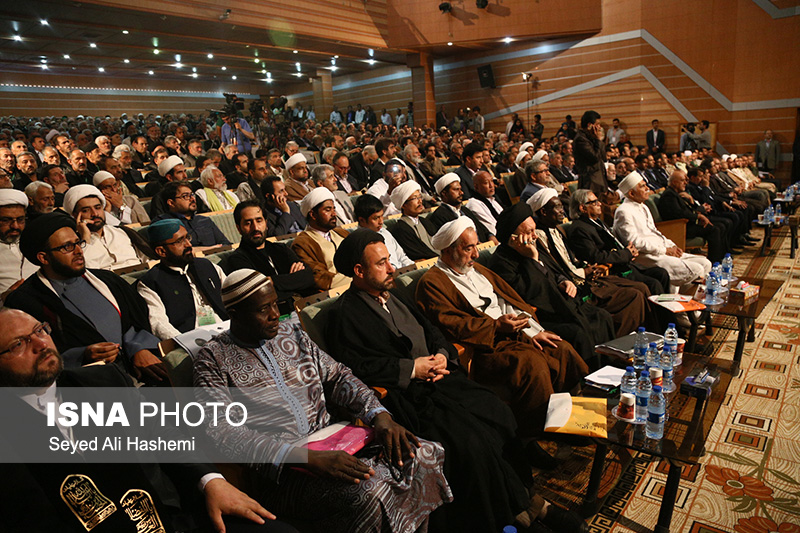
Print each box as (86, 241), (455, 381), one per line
(174, 192), (195, 201)
(0, 216), (26, 225)
(0, 322), (51, 360)
(164, 234), (192, 247)
(407, 194), (423, 202)
(48, 239), (86, 254)
(584, 199), (600, 206)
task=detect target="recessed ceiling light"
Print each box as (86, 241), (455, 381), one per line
(192, 73), (198, 78)
(40, 58), (47, 63)
(254, 58), (259, 64)
(266, 79), (272, 83)
(13, 35), (22, 42)
(89, 43), (97, 48)
(175, 62), (183, 68)
(447, 42), (453, 46)
(295, 62), (301, 71)
(221, 66), (227, 71)
(40, 64), (48, 70)
(148, 70), (154, 75)
(330, 66), (338, 72)
(261, 69), (266, 74)
(503, 37), (513, 43)
(293, 50), (298, 54)
(122, 30), (129, 34)
(174, 54), (181, 61)
(98, 67), (105, 72)
(231, 75), (237, 80)
(192, 67), (197, 73)
(207, 53), (213, 59)
(63, 54), (70, 59)
(334, 55), (339, 59)
(368, 48), (374, 57)
(40, 20), (49, 26)
(123, 59), (130, 63)
(366, 59), (376, 65)
(153, 49), (160, 55)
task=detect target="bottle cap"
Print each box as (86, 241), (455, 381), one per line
(713, 262), (720, 267)
(653, 385), (663, 392)
(649, 342), (657, 347)
(638, 326), (645, 332)
(641, 370), (650, 377)
(668, 323), (675, 328)
(620, 393), (635, 405)
(626, 366), (634, 372)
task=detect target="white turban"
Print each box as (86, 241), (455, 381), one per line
(64, 184), (106, 215)
(45, 129), (60, 143)
(519, 142), (534, 153)
(435, 173), (460, 196)
(721, 154), (730, 161)
(618, 171), (644, 195)
(158, 155), (183, 177)
(430, 216), (476, 250)
(729, 154), (738, 161)
(531, 150), (548, 162)
(0, 189), (29, 208)
(515, 151), (530, 165)
(526, 188), (558, 213)
(683, 150), (692, 157)
(300, 187), (335, 217)
(285, 153), (307, 171)
(92, 171), (116, 187)
(390, 180), (421, 209)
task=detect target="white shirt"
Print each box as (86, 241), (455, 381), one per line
(83, 225), (142, 270)
(607, 127), (625, 146)
(0, 240), (37, 298)
(465, 197), (502, 235)
(613, 198), (674, 257)
(379, 227), (413, 269)
(137, 262), (227, 340)
(381, 113), (393, 126)
(355, 109), (365, 124)
(436, 260), (544, 337)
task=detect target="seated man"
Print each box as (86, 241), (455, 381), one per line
(93, 171), (149, 226)
(39, 164), (69, 208)
(688, 165), (755, 247)
(0, 189), (38, 300)
(143, 154), (186, 198)
(465, 170), (508, 236)
(519, 160), (550, 203)
(235, 156), (269, 203)
(416, 217), (588, 437)
(137, 219), (229, 340)
(24, 181), (57, 218)
(489, 202), (615, 365)
(614, 171), (711, 292)
(260, 176), (306, 238)
(387, 180), (439, 261)
(153, 181), (231, 247)
(453, 142), (483, 199)
(353, 194), (413, 269)
(427, 173), (497, 244)
(63, 185), (142, 270)
(529, 188), (653, 337)
(225, 200), (316, 315)
(193, 270), (452, 531)
(657, 170), (730, 263)
(291, 188), (351, 290)
(327, 229), (588, 533)
(7, 212), (168, 382)
(196, 166), (239, 212)
(310, 164), (355, 225)
(283, 153), (312, 202)
(0, 307), (293, 533)
(567, 189), (670, 295)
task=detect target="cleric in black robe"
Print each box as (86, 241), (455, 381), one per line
(325, 229), (540, 532)
(488, 202), (615, 366)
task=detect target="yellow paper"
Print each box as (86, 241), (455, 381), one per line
(544, 394), (608, 439)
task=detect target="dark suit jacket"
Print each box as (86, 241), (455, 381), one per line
(348, 154), (370, 190)
(573, 129), (607, 196)
(657, 187), (699, 224)
(646, 129), (666, 153)
(426, 204), (492, 243)
(389, 219), (438, 260)
(453, 166), (476, 199)
(264, 202), (306, 238)
(549, 165), (571, 184)
(566, 216), (635, 269)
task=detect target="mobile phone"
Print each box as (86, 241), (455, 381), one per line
(517, 312), (531, 320)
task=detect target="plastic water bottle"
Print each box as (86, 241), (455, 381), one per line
(660, 346), (675, 393)
(633, 327), (648, 373)
(636, 370), (652, 422)
(620, 366), (638, 395)
(721, 253), (734, 283)
(767, 204), (774, 223)
(646, 386), (666, 439)
(664, 323), (680, 367)
(704, 272), (723, 305)
(775, 202), (782, 221)
(712, 262), (728, 293)
(645, 342), (660, 369)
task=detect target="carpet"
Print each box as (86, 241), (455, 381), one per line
(535, 226), (800, 532)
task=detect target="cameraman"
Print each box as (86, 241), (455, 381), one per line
(221, 110), (256, 154)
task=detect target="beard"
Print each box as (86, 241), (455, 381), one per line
(0, 348), (63, 388)
(87, 216), (105, 233)
(50, 253), (86, 279)
(246, 230), (266, 247)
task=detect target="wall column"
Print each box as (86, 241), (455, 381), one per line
(313, 69), (333, 119)
(407, 52), (436, 127)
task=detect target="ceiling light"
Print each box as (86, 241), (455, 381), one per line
(221, 66), (227, 71)
(334, 55), (339, 59)
(175, 62), (183, 68)
(40, 20), (49, 26)
(148, 70), (154, 75)
(207, 53), (213, 59)
(153, 49), (160, 55)
(503, 37), (513, 43)
(266, 79), (273, 83)
(261, 69), (266, 74)
(12, 35), (22, 42)
(40, 58), (47, 63)
(231, 75), (237, 80)
(254, 58), (259, 64)
(331, 58), (336, 65)
(63, 54), (70, 59)
(330, 66), (338, 72)
(294, 72), (303, 77)
(192, 73), (198, 78)
(123, 59), (130, 63)
(122, 30), (129, 34)
(40, 64), (48, 70)
(89, 43), (97, 48)
(266, 71), (271, 78)
(192, 67), (197, 72)
(293, 50), (298, 54)
(174, 54), (181, 62)
(295, 62), (301, 71)
(447, 42), (453, 46)
(366, 59), (376, 65)
(98, 67), (105, 72)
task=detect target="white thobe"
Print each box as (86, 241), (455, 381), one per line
(0, 240), (37, 298)
(465, 197), (502, 236)
(83, 226), (142, 271)
(613, 198), (710, 288)
(378, 227), (413, 269)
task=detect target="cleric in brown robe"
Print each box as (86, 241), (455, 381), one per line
(415, 217), (589, 438)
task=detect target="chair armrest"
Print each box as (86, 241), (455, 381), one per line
(655, 218), (687, 250)
(371, 387), (388, 400)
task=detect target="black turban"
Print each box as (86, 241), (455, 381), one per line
(20, 211), (77, 266)
(495, 201), (534, 245)
(333, 228), (385, 277)
(81, 141), (98, 154)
